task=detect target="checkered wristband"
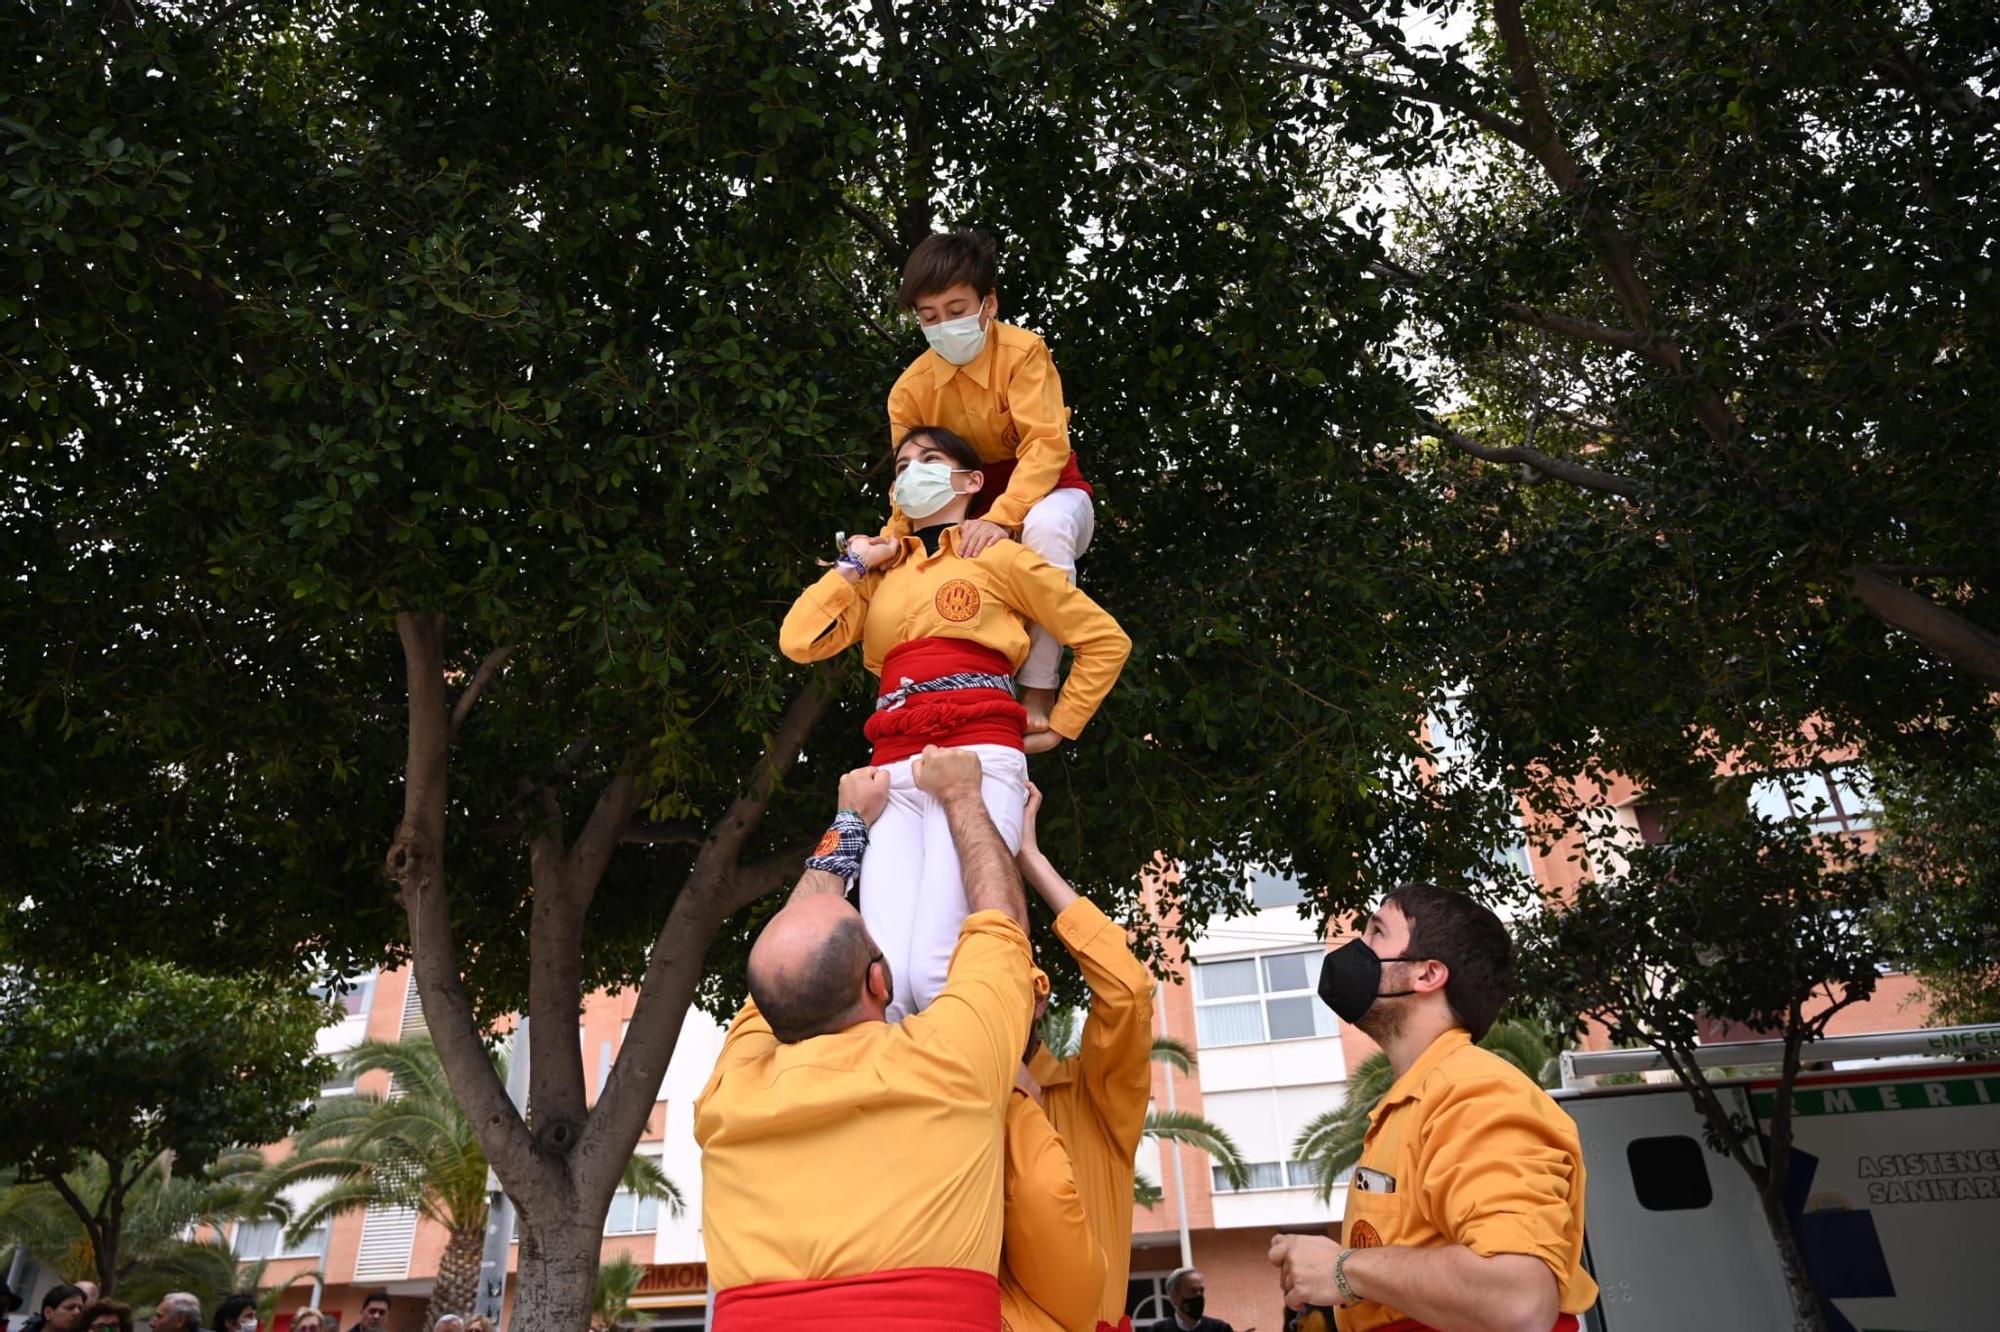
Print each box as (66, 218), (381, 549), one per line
(804, 810), (870, 884)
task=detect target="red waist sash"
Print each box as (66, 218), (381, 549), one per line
(967, 452), (1093, 522)
(865, 638), (1025, 765)
(713, 1266), (1001, 1331)
(1380, 1318), (1578, 1332)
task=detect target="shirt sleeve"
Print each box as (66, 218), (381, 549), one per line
(1415, 1076), (1588, 1285)
(693, 1000), (775, 1134)
(992, 544), (1132, 738)
(1001, 1090), (1107, 1331)
(777, 568), (874, 663)
(983, 337), (1070, 531)
(1057, 899), (1155, 1159)
(905, 910), (1036, 1103)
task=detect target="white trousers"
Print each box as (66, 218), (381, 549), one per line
(1015, 488), (1096, 690)
(860, 743), (1029, 1020)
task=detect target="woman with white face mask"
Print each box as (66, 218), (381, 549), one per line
(779, 425), (1131, 1018)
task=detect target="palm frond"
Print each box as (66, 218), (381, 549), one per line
(1149, 1034), (1197, 1073)
(619, 1156), (686, 1220)
(1144, 1110), (1250, 1189)
(594, 1251), (645, 1329)
(1036, 1007), (1082, 1061)
(1289, 1052), (1394, 1203)
(1132, 1170), (1164, 1209)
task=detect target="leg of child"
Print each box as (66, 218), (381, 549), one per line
(858, 756), (927, 1022)
(907, 744), (1030, 1012)
(1015, 489), (1096, 734)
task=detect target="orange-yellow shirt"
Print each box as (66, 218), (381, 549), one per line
(886, 320), (1070, 533)
(694, 911), (1036, 1290)
(1336, 1030), (1599, 1332)
(778, 527), (1131, 740)
(999, 1091), (1107, 1332)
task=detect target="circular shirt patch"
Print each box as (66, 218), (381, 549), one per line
(934, 578), (982, 622)
(1347, 1219), (1383, 1248)
(812, 827), (842, 858)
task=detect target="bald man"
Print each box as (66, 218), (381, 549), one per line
(696, 746), (1039, 1330)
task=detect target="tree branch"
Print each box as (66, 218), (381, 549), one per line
(1847, 567), (2000, 686)
(621, 820), (706, 846)
(1427, 417), (1650, 499)
(448, 645), (514, 743)
(1500, 303), (1663, 359)
(1265, 47), (1536, 154)
(568, 769), (642, 904)
(386, 614), (545, 1195)
(688, 665), (839, 893)
(818, 256), (901, 349)
(834, 198), (906, 272)
(720, 839), (821, 919)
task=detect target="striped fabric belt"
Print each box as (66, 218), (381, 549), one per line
(873, 671), (1017, 711)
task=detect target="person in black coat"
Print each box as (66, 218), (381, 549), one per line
(1148, 1267), (1234, 1332)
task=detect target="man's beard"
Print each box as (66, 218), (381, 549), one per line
(1354, 991), (1408, 1044)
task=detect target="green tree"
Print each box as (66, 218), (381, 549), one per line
(1289, 1017), (1559, 1202)
(0, 966), (328, 1296)
(590, 1252), (645, 1332)
(254, 1037), (680, 1326)
(1515, 814), (1891, 1332)
(5, 3), (1458, 1323)
(1874, 758), (2000, 1024)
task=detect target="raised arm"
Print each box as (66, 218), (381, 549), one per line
(914, 745), (1027, 930)
(981, 336), (1069, 531)
(776, 536), (898, 663)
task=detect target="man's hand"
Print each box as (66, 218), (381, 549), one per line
(1270, 1234), (1342, 1311)
(956, 517), (1010, 558)
(912, 744), (984, 802)
(1022, 730), (1062, 755)
(837, 765), (890, 826)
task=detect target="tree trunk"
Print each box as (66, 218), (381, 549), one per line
(1757, 1182), (1831, 1332)
(427, 1225), (486, 1326)
(510, 1221), (600, 1332)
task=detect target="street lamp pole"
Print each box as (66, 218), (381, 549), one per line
(474, 1018), (530, 1327)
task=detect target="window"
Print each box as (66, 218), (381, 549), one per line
(1249, 870), (1305, 910)
(605, 1161), (662, 1235)
(311, 972), (377, 1020)
(1194, 950), (1336, 1048)
(233, 1217), (329, 1259)
(1627, 1135), (1713, 1211)
(1748, 766), (1876, 833)
(319, 1062), (358, 1097)
(1211, 1161), (1286, 1193)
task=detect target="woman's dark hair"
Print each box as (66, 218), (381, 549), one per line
(898, 229), (998, 308)
(893, 424), (983, 474)
(212, 1294), (257, 1329)
(80, 1300), (134, 1332)
(1381, 881), (1517, 1041)
(43, 1286), (86, 1312)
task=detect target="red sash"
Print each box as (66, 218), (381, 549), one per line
(1379, 1318), (1578, 1332)
(967, 453), (1093, 522)
(713, 1266), (1001, 1330)
(865, 638), (1025, 765)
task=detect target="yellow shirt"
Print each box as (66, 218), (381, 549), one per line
(1008, 899), (1155, 1327)
(694, 911), (1036, 1289)
(999, 1091), (1107, 1332)
(886, 320), (1071, 533)
(1336, 1030), (1599, 1332)
(778, 527), (1131, 740)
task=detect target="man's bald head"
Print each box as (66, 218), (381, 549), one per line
(748, 895), (888, 1043)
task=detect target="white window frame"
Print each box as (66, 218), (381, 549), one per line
(231, 1215), (330, 1260)
(604, 1150), (664, 1236)
(1192, 949), (1337, 1048)
(1748, 765), (1877, 834)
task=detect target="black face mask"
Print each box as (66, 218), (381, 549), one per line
(1317, 939), (1424, 1024)
(1181, 1293), (1206, 1320)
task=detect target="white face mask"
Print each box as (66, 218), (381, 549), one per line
(892, 460), (968, 520)
(922, 307), (989, 365)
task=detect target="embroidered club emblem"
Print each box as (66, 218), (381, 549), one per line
(812, 827), (842, 858)
(1348, 1219), (1383, 1248)
(934, 578), (981, 622)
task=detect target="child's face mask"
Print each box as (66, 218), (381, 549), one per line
(922, 307), (989, 365)
(893, 461), (970, 519)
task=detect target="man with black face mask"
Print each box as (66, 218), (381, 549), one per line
(1148, 1267), (1232, 1332)
(1269, 884), (1598, 1332)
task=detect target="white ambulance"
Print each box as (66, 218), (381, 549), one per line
(1559, 1024), (2000, 1332)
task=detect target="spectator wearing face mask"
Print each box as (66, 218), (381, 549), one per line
(212, 1293), (260, 1332)
(78, 1299), (132, 1332)
(1150, 1268), (1234, 1332)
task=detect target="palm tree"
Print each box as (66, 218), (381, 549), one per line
(0, 1150), (283, 1300)
(591, 1251), (644, 1332)
(1290, 1017), (1564, 1202)
(1034, 1011), (1250, 1207)
(256, 1036), (682, 1327)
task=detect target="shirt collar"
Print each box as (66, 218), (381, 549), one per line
(899, 524), (964, 561)
(1369, 1027), (1473, 1126)
(926, 321), (1000, 391)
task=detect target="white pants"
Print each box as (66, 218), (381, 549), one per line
(1015, 488), (1096, 690)
(860, 743), (1029, 1020)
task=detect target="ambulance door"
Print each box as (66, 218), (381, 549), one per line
(1567, 1087), (1794, 1331)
